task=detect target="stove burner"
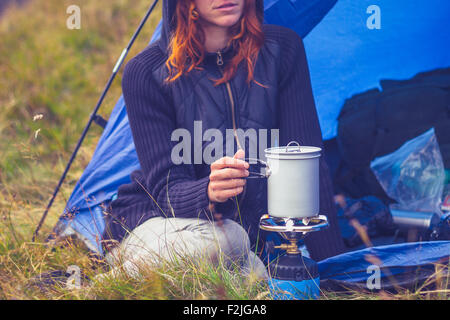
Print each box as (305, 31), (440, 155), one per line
(260, 214), (329, 239)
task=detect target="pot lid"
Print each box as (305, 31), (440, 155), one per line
(264, 141), (321, 159)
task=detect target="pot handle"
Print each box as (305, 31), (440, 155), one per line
(243, 158), (271, 179)
(286, 141), (302, 152)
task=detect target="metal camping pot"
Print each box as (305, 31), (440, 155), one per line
(249, 141), (322, 219)
(390, 208), (440, 232)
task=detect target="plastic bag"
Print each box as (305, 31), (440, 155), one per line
(370, 128), (445, 214)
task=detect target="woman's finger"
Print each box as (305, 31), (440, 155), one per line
(210, 168), (249, 181)
(233, 149), (245, 160)
(214, 187), (244, 202)
(209, 178), (246, 191)
(211, 157), (249, 170)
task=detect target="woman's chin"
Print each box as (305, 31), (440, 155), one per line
(208, 16), (242, 29)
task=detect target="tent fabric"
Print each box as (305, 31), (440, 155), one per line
(56, 0), (450, 278)
(318, 241), (450, 283)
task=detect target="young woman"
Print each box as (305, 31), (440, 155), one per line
(102, 0), (345, 278)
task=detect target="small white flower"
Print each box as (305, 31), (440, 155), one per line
(33, 114), (44, 121)
(34, 128), (41, 139)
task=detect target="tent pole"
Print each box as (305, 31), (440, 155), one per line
(32, 0), (160, 242)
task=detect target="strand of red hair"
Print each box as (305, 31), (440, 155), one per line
(164, 0), (266, 88)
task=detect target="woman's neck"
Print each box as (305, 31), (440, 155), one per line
(200, 22), (231, 53)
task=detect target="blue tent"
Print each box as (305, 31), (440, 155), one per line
(54, 0), (450, 286)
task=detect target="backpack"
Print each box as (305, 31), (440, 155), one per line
(334, 68), (450, 200)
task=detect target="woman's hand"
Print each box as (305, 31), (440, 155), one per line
(208, 149), (249, 203)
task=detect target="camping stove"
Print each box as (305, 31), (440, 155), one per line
(255, 141), (329, 299)
(260, 214), (328, 300)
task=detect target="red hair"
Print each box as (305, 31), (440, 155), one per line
(164, 0), (266, 87)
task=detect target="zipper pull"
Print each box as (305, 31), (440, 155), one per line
(216, 50), (224, 66)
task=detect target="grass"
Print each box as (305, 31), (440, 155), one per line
(0, 0), (449, 300)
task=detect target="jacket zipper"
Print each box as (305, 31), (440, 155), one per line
(216, 50), (243, 150)
(216, 50), (246, 221)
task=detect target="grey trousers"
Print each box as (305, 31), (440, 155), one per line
(103, 216), (269, 280)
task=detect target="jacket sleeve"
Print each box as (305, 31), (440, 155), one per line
(121, 57), (213, 220)
(277, 32), (346, 260)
